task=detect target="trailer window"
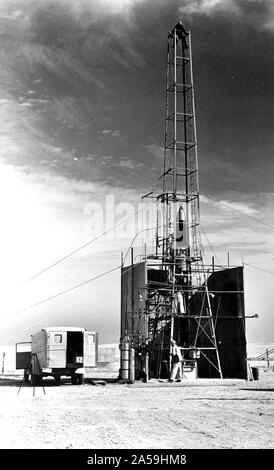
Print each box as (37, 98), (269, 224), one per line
(87, 334), (94, 344)
(54, 334), (62, 343)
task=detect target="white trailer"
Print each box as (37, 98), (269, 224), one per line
(16, 327), (98, 385)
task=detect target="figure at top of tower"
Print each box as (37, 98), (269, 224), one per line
(168, 21), (188, 49)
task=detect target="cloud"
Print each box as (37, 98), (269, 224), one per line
(0, 159), (142, 262)
(51, 96), (90, 130)
(217, 200), (259, 216)
(19, 43), (106, 90)
(179, 0), (274, 32)
(116, 156), (143, 170)
(0, 93), (59, 167)
(0, 160), (139, 342)
(145, 144), (163, 160)
(102, 129), (121, 137)
(180, 0), (237, 16)
(0, 0), (149, 112)
(0, 87), (145, 190)
(100, 155), (143, 171)
(59, 0), (145, 17)
(0, 0), (152, 187)
(200, 191), (274, 269)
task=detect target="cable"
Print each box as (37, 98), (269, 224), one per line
(123, 226), (162, 265)
(202, 193), (274, 231)
(2, 259), (143, 325)
(4, 258), (269, 343)
(6, 193), (273, 335)
(0, 263), (137, 344)
(200, 224), (221, 265)
(243, 263), (274, 276)
(15, 200), (155, 289)
(7, 266), (120, 320)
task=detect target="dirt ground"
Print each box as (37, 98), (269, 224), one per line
(0, 370), (273, 449)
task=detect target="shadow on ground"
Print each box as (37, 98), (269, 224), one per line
(0, 376), (118, 388)
(240, 388), (274, 392)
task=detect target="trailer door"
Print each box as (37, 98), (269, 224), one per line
(84, 332), (96, 367)
(48, 331), (67, 368)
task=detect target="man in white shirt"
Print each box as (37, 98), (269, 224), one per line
(169, 339), (183, 382)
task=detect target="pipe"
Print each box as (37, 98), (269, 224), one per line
(129, 348), (135, 384)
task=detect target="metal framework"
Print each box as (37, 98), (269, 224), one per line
(120, 23), (249, 382)
(141, 23), (223, 378)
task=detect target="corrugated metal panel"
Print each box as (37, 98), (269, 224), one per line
(189, 267), (247, 379)
(121, 261), (147, 339)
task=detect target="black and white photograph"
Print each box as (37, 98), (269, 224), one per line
(0, 0), (273, 459)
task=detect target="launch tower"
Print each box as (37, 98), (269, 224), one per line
(120, 23), (247, 381)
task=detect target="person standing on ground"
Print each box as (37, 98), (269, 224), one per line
(169, 339), (183, 382)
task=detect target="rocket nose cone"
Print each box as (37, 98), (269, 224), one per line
(178, 206), (184, 222)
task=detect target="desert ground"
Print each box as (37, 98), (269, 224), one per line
(0, 369), (273, 449)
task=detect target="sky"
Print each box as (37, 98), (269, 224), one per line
(0, 0), (274, 346)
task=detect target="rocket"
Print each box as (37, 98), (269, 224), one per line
(178, 206), (184, 232)
(175, 205), (189, 249)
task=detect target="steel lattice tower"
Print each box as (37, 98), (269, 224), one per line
(142, 23), (223, 378)
(161, 23), (202, 284)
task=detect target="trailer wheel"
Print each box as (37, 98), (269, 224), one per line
(54, 375), (61, 386)
(77, 374), (84, 385)
(71, 373), (78, 385)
